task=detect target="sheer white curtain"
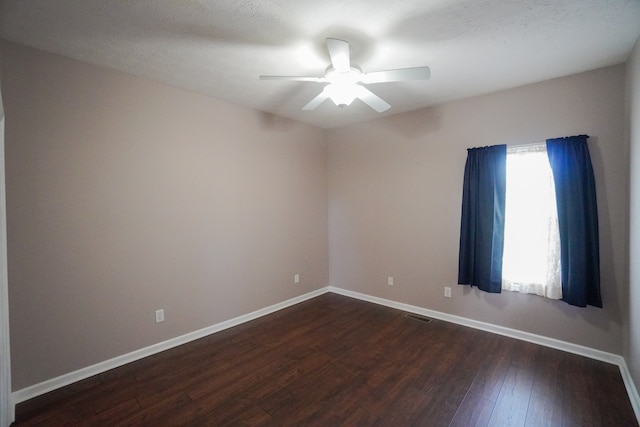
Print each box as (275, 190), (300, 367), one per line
(502, 144), (562, 299)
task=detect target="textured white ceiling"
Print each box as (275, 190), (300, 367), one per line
(1, 0), (639, 128)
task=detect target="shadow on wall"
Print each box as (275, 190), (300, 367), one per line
(584, 137), (624, 330)
(385, 105), (443, 139)
(461, 283), (618, 341)
(259, 110), (298, 132)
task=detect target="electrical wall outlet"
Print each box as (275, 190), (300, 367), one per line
(444, 287), (452, 298)
(294, 273), (300, 284)
(388, 276), (394, 286)
(155, 309), (165, 323)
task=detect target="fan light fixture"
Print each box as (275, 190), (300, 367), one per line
(323, 67), (363, 107)
(259, 38), (431, 113)
(323, 82), (360, 107)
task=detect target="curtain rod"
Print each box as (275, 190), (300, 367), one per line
(470, 135), (590, 151)
(506, 134), (590, 149)
(508, 135), (590, 148)
(506, 141), (546, 149)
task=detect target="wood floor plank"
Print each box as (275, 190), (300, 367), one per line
(189, 396), (272, 427)
(412, 364), (479, 426)
(487, 365), (535, 427)
(73, 398), (141, 427)
(594, 364), (638, 426)
(411, 329), (486, 425)
(525, 396), (564, 427)
(373, 385), (433, 426)
(118, 391), (193, 427)
(449, 391), (495, 427)
(304, 375), (373, 425)
(467, 333), (516, 402)
(241, 350), (333, 401)
(146, 400), (214, 426)
(11, 293), (638, 426)
(14, 375), (102, 421)
(561, 355), (604, 426)
(524, 345), (565, 426)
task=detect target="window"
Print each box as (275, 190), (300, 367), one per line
(501, 144), (562, 299)
(458, 136), (601, 307)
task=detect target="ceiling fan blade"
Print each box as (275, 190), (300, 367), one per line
(326, 38), (350, 73)
(362, 66), (431, 84)
(259, 75), (324, 82)
(302, 91), (330, 110)
(355, 86), (390, 112)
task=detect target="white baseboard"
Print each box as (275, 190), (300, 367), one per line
(328, 287), (620, 363)
(327, 286), (640, 422)
(619, 358), (640, 422)
(11, 285), (640, 424)
(11, 286), (330, 409)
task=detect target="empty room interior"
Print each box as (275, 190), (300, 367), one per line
(1, 1), (640, 425)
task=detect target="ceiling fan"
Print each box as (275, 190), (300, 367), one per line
(259, 38), (431, 113)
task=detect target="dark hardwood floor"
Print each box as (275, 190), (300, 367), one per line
(12, 293), (638, 426)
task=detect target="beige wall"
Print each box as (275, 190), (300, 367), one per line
(328, 65), (628, 354)
(627, 36), (640, 390)
(2, 41), (328, 390)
